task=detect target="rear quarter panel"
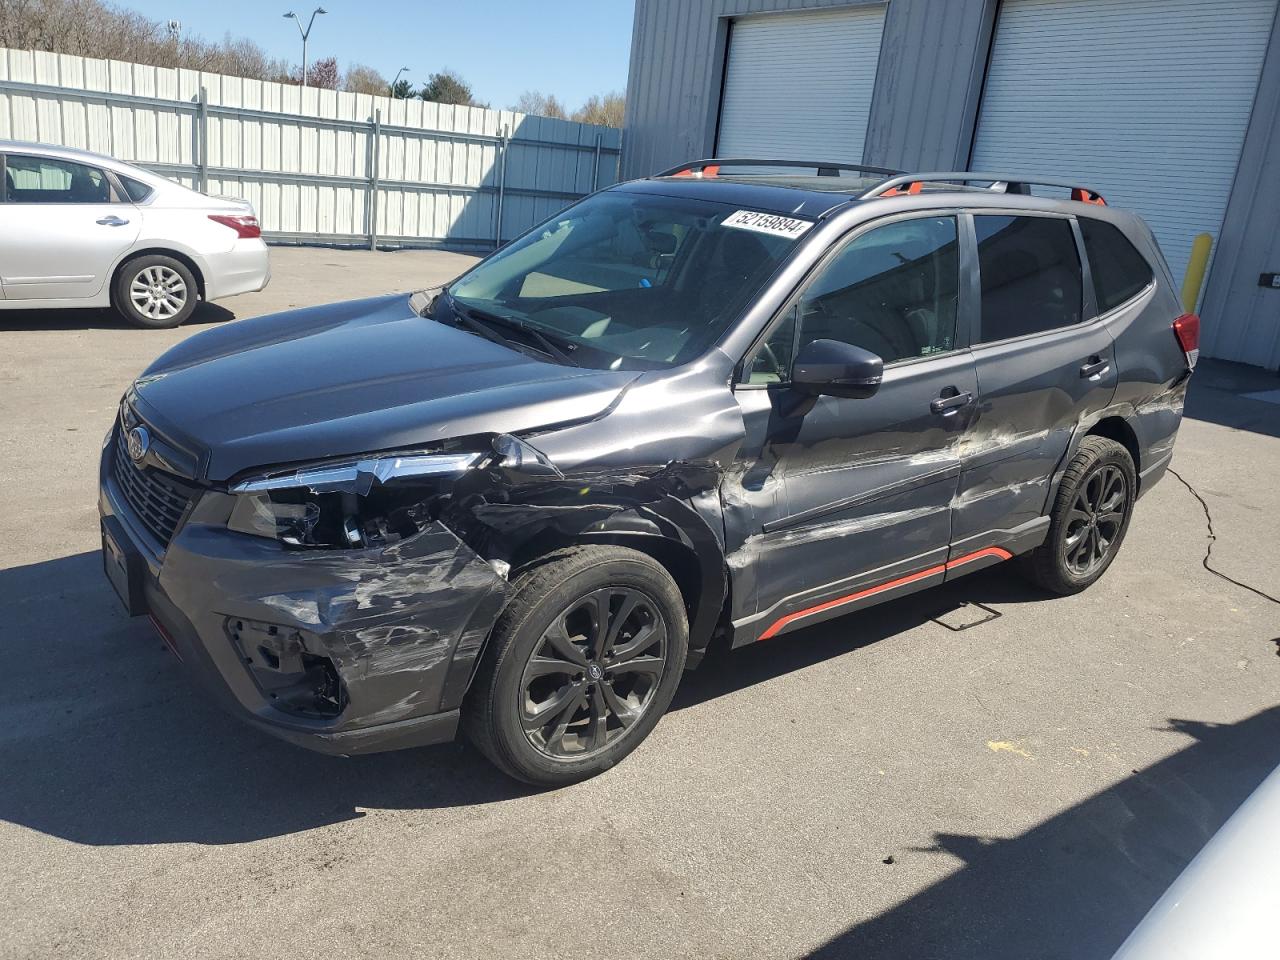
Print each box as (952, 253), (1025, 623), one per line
(1098, 215), (1189, 489)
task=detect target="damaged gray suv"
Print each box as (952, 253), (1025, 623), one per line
(100, 159), (1197, 785)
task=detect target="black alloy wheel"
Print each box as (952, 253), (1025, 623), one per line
(519, 587), (667, 759)
(1062, 463), (1129, 576)
(463, 545), (688, 786)
(1024, 435), (1137, 595)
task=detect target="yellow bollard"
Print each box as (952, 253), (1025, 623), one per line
(1181, 232), (1213, 313)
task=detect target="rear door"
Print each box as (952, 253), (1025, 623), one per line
(726, 212), (980, 641)
(951, 212), (1117, 560)
(0, 152), (140, 301)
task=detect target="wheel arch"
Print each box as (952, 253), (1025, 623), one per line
(110, 247), (207, 303)
(502, 503), (727, 660)
(1087, 415), (1142, 480)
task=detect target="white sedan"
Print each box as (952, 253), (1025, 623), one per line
(0, 140), (270, 328)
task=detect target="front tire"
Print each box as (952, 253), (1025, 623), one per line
(113, 255), (198, 329)
(463, 546), (688, 787)
(1024, 435), (1137, 595)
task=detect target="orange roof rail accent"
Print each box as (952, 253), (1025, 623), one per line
(672, 164), (719, 178)
(882, 181), (923, 197)
(1071, 187), (1106, 205)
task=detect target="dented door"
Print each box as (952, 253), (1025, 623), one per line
(724, 213), (979, 642)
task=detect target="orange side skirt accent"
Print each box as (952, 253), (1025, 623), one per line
(758, 546), (1013, 640)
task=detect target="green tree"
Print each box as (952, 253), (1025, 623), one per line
(419, 69), (484, 107)
(389, 77), (415, 99)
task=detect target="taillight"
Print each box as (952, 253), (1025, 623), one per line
(1173, 313), (1200, 369)
(208, 214), (261, 239)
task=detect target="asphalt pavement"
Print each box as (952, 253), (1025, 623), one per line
(1, 246), (1277, 960)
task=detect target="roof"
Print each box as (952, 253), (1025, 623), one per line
(615, 175), (866, 219)
(614, 159), (1120, 221)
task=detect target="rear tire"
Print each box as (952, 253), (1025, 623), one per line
(113, 254), (198, 329)
(463, 546), (688, 787)
(1024, 435), (1136, 595)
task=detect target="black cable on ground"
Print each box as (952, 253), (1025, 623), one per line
(1168, 467), (1280, 608)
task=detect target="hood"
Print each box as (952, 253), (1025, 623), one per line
(132, 294), (638, 483)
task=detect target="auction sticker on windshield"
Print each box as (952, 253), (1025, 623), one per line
(722, 210), (814, 240)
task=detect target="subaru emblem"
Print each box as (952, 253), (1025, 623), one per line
(126, 426), (150, 463)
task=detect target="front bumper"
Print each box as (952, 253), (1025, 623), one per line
(98, 441), (509, 755)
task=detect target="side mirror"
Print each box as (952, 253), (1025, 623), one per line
(791, 338), (883, 399)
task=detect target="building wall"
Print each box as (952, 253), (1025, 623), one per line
(623, 0), (1280, 368)
(1199, 6), (1280, 368)
(621, 0), (996, 179)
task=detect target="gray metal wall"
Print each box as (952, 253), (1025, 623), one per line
(622, 0), (1280, 369)
(1199, 6), (1280, 368)
(621, 0), (995, 179)
(0, 47), (621, 251)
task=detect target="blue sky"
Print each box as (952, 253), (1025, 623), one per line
(122, 0), (635, 109)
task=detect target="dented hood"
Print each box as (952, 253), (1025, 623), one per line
(132, 294), (638, 482)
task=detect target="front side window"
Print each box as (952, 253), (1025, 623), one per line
(445, 192), (803, 370)
(3, 155), (112, 204)
(1080, 218), (1153, 313)
(974, 215), (1083, 343)
(748, 216), (959, 384)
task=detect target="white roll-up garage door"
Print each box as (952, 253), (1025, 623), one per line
(971, 0), (1277, 293)
(716, 5), (887, 164)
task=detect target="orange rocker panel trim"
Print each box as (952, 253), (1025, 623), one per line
(759, 546), (1013, 640)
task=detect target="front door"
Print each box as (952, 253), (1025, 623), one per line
(724, 213), (980, 643)
(0, 153), (140, 301)
(951, 213), (1118, 559)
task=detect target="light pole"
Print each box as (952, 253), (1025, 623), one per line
(391, 66), (410, 96)
(283, 7), (327, 88)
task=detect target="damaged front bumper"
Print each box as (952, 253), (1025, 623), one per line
(99, 444), (510, 756)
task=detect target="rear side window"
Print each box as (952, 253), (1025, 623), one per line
(120, 175), (154, 203)
(3, 154), (112, 204)
(1080, 218), (1153, 313)
(974, 215), (1083, 343)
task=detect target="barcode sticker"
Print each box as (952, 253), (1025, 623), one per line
(722, 210), (814, 240)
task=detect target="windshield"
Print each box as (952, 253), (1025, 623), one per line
(441, 191), (806, 370)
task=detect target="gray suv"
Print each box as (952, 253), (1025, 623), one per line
(99, 160), (1197, 785)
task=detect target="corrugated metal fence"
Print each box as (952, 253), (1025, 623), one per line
(0, 47), (622, 250)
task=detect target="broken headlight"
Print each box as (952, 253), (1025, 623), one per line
(227, 451), (483, 548)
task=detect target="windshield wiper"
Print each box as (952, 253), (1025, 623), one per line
(452, 301), (581, 367)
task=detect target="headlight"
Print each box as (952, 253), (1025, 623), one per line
(227, 451), (483, 548)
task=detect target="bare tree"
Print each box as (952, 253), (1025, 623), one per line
(572, 92), (625, 128)
(512, 90), (568, 120)
(343, 62), (388, 96)
(291, 55), (339, 90)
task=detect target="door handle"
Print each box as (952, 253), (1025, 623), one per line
(96, 216), (130, 226)
(930, 390), (973, 415)
(1080, 357), (1111, 380)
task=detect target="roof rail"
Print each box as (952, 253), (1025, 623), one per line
(861, 172), (1106, 205)
(655, 158), (905, 179)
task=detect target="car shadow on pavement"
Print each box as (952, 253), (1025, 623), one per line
(674, 566), (1046, 711)
(0, 551), (1049, 847)
(802, 706), (1280, 960)
(0, 301), (234, 331)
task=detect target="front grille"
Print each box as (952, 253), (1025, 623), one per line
(111, 427), (194, 545)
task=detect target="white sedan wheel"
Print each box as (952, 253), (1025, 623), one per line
(128, 265), (189, 321)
